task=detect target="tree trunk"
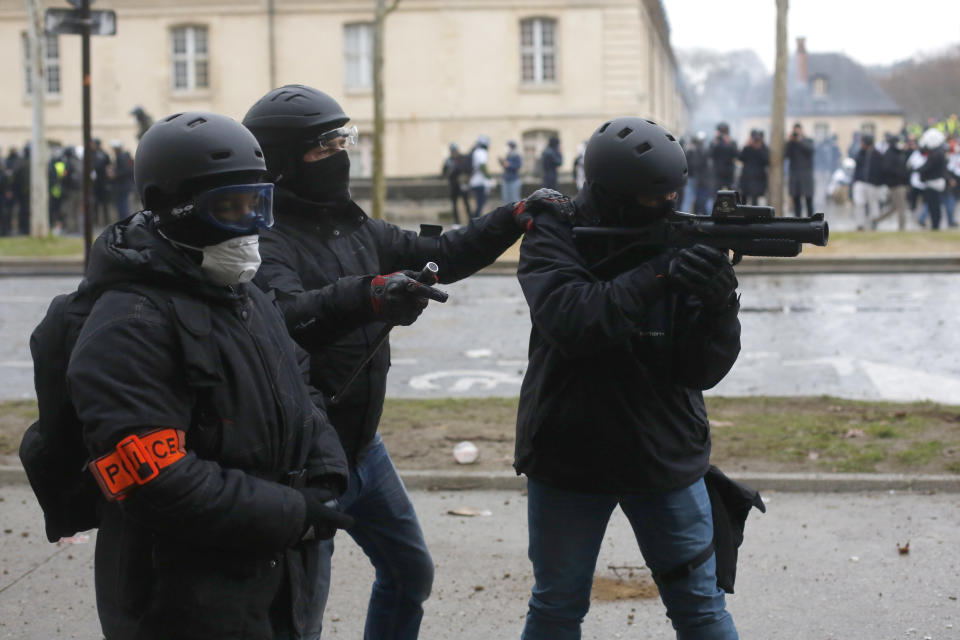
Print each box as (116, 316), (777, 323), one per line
(769, 0), (788, 216)
(25, 0), (49, 237)
(371, 0), (399, 220)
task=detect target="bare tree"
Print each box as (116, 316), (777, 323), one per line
(24, 0), (49, 237)
(873, 45), (960, 125)
(768, 0), (788, 216)
(371, 0), (401, 220)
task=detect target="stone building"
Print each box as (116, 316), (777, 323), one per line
(0, 0), (686, 180)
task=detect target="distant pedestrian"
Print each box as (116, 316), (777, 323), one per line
(130, 105), (154, 140)
(686, 132), (712, 214)
(828, 158), (856, 207)
(13, 146), (30, 235)
(814, 135), (841, 207)
(916, 128), (948, 230)
(785, 123), (815, 216)
(441, 143), (471, 227)
(47, 148), (67, 234)
(709, 122), (738, 191)
(498, 140), (523, 203)
(874, 133), (910, 230)
(110, 141), (135, 220)
(573, 141), (587, 193)
(91, 139), (111, 227)
(539, 136), (562, 190)
(851, 134), (884, 230)
(468, 134), (492, 219)
(738, 129), (769, 205)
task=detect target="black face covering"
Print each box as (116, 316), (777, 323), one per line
(287, 150), (352, 207)
(586, 182), (674, 227)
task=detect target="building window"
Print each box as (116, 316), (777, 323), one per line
(812, 75), (828, 97)
(22, 33), (61, 96)
(814, 123), (830, 142)
(522, 129), (558, 177)
(171, 26), (209, 91)
(344, 23), (373, 90)
(520, 18), (557, 84)
(349, 134), (373, 178)
(861, 122), (876, 136)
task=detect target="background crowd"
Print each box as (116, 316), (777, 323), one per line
(0, 138), (135, 237)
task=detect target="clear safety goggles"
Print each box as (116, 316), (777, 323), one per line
(302, 125), (359, 153)
(175, 183), (275, 234)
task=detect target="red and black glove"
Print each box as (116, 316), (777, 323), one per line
(369, 270), (435, 326)
(512, 188), (575, 231)
(668, 245), (738, 309)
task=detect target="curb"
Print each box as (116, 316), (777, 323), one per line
(3, 254), (960, 278)
(4, 465), (957, 494)
(482, 255), (960, 276)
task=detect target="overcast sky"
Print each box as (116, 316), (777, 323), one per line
(661, 0), (959, 71)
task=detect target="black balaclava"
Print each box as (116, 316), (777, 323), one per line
(584, 181), (674, 228)
(286, 150), (352, 209)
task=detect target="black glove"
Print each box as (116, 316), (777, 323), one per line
(298, 487), (354, 541)
(370, 270), (430, 325)
(512, 188), (575, 231)
(668, 245), (738, 309)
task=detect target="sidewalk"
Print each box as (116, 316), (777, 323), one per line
(1, 484), (958, 639)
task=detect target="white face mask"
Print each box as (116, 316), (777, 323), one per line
(199, 235), (261, 285)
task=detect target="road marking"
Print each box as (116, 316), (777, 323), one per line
(391, 358), (418, 365)
(0, 361), (33, 369)
(782, 357), (857, 376)
(859, 360), (960, 404)
(409, 369), (523, 392)
(464, 349), (493, 358)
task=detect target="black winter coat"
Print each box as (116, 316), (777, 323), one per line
(738, 144), (769, 198)
(67, 213), (348, 640)
(514, 202), (741, 494)
(882, 148), (910, 187)
(853, 148), (885, 185)
(709, 138), (739, 190)
(255, 198), (524, 461)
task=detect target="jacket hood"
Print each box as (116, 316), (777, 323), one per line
(83, 211), (242, 305)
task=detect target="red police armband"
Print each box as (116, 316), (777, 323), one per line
(90, 428), (187, 501)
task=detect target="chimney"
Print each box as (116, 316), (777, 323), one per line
(796, 37), (808, 85)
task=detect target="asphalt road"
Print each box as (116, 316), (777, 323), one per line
(2, 272), (959, 404)
(1, 483), (958, 639)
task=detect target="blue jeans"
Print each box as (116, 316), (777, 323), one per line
(471, 185), (488, 219)
(502, 177), (523, 204)
(522, 477), (738, 640)
(314, 434), (434, 640)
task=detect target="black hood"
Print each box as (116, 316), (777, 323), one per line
(83, 211), (243, 305)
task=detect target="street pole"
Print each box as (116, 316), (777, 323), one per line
(769, 0), (789, 216)
(25, 0), (49, 237)
(81, 0), (93, 268)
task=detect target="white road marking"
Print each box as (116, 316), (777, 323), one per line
(782, 356), (857, 376)
(464, 349), (493, 358)
(0, 361), (33, 369)
(859, 360), (960, 404)
(409, 369), (523, 392)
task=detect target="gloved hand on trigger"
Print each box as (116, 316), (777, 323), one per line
(668, 245), (738, 309)
(298, 487), (354, 541)
(512, 188), (576, 231)
(369, 270), (432, 325)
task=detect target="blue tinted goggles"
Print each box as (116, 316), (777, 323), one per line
(173, 183), (275, 234)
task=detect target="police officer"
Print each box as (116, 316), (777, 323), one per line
(514, 116), (742, 639)
(66, 112), (352, 640)
(242, 84), (555, 639)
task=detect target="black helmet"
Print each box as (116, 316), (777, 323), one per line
(242, 85), (349, 149)
(583, 116), (688, 199)
(135, 111), (266, 209)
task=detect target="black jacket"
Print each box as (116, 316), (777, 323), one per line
(738, 144), (769, 197)
(709, 138), (739, 189)
(881, 147), (910, 187)
(853, 147), (885, 185)
(67, 213), (348, 640)
(254, 197), (524, 461)
(514, 200), (741, 494)
(785, 137), (815, 176)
